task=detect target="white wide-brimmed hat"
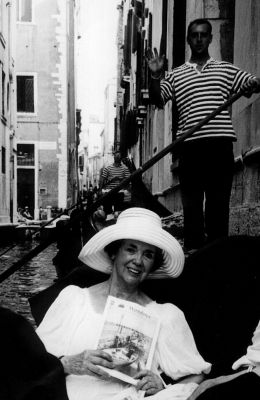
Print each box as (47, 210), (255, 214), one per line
(78, 207), (184, 279)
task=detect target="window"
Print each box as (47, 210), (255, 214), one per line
(39, 187), (47, 195)
(7, 82), (9, 112)
(17, 0), (32, 22)
(79, 155), (84, 172)
(2, 70), (5, 116)
(17, 143), (35, 166)
(1, 147), (6, 174)
(17, 75), (35, 113)
(0, 0), (7, 40)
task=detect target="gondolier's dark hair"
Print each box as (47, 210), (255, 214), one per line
(104, 240), (165, 272)
(187, 18), (212, 37)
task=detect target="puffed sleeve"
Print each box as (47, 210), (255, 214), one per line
(36, 285), (86, 357)
(232, 319), (260, 370)
(154, 303), (211, 380)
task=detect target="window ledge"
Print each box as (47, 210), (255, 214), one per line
(16, 21), (35, 26)
(17, 112), (37, 118)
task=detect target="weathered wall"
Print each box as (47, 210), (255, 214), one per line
(0, 1), (16, 224)
(16, 0), (76, 214)
(229, 0), (260, 235)
(66, 0), (77, 207)
(103, 79), (117, 166)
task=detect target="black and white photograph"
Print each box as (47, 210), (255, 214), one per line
(0, 1), (259, 400)
(96, 295), (160, 384)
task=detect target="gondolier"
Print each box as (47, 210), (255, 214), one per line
(99, 151), (131, 215)
(147, 18), (260, 252)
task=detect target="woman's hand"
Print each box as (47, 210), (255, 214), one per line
(60, 350), (114, 378)
(134, 369), (164, 396)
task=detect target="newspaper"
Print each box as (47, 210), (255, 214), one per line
(95, 296), (161, 387)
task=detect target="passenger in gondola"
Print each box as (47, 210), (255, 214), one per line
(22, 206), (33, 220)
(17, 207), (28, 224)
(1, 304), (259, 400)
(36, 208), (211, 400)
(1, 210), (259, 399)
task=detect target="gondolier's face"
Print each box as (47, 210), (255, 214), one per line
(112, 239), (156, 287)
(187, 23), (212, 56)
(114, 152), (121, 164)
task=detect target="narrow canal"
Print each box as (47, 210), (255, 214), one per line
(0, 240), (57, 325)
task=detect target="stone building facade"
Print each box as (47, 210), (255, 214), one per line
(15, 0), (78, 219)
(0, 1), (16, 225)
(115, 0), (260, 235)
(102, 78), (117, 167)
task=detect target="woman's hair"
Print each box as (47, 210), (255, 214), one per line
(104, 240), (165, 272)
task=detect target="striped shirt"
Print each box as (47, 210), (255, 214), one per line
(160, 59), (254, 141)
(101, 163), (130, 190)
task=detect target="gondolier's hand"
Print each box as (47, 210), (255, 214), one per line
(134, 369), (164, 396)
(60, 350), (114, 378)
(241, 77), (260, 97)
(146, 47), (165, 79)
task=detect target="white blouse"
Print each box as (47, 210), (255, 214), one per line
(37, 286), (211, 400)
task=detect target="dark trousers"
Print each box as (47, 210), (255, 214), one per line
(178, 138), (234, 249)
(103, 191), (125, 214)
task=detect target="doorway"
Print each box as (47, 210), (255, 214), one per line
(17, 169), (35, 218)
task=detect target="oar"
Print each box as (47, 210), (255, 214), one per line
(0, 89), (245, 284)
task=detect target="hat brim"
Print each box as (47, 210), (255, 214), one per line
(78, 223), (184, 279)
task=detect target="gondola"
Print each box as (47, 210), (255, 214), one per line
(0, 88), (248, 285)
(27, 89), (260, 352)
(1, 89), (260, 399)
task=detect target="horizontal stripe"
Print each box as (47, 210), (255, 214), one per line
(160, 59), (254, 140)
(184, 133), (237, 141)
(101, 164), (130, 190)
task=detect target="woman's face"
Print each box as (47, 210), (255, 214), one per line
(112, 239), (157, 287)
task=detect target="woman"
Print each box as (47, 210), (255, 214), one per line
(37, 208), (211, 400)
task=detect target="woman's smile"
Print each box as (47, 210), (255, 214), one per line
(112, 239), (156, 286)
(126, 264), (142, 277)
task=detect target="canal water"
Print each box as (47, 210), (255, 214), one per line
(0, 239), (57, 326)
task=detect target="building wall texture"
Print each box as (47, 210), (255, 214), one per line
(16, 0), (76, 217)
(229, 0), (260, 235)
(0, 1), (16, 224)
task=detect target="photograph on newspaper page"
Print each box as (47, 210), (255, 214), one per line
(96, 296), (161, 386)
